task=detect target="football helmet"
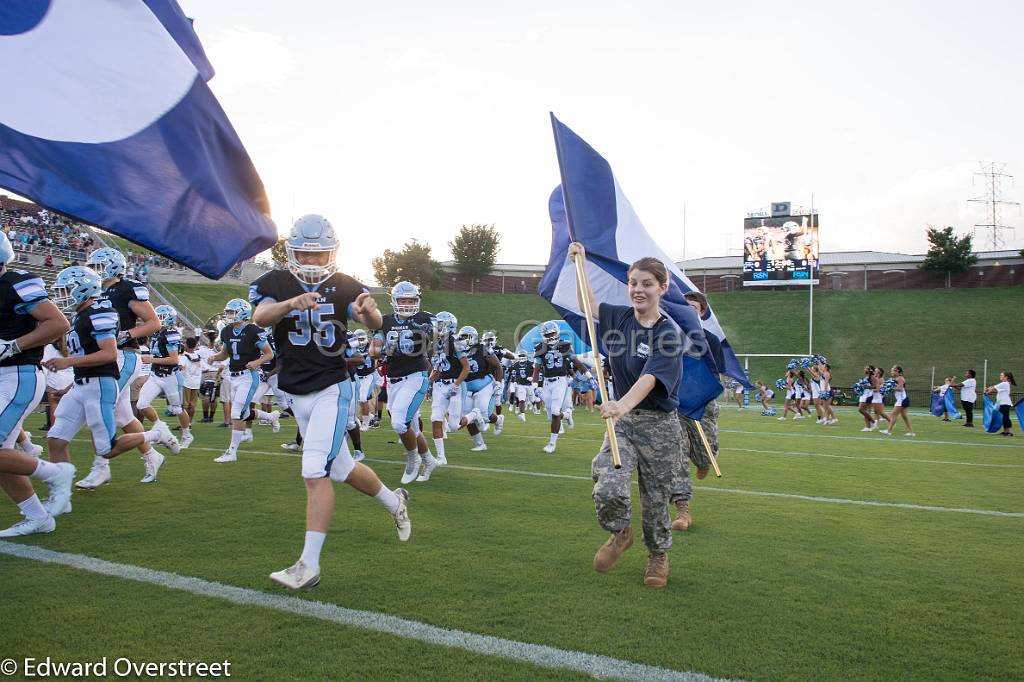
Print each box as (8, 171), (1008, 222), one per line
(516, 351), (527, 362)
(433, 311), (457, 337)
(52, 266), (102, 312)
(223, 298), (252, 323)
(347, 331), (361, 350)
(352, 329), (369, 348)
(155, 304), (177, 328)
(481, 331), (497, 349)
(0, 231), (13, 265)
(86, 247), (127, 280)
(541, 321), (561, 347)
(456, 325), (479, 352)
(286, 214), (338, 286)
(390, 281), (420, 318)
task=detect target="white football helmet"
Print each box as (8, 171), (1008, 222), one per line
(390, 281), (420, 318)
(286, 214), (338, 286)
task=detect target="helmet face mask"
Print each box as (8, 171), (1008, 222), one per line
(390, 281), (420, 318)
(456, 325), (478, 352)
(52, 267), (102, 313)
(155, 304), (177, 328)
(286, 214), (338, 287)
(541, 321), (561, 347)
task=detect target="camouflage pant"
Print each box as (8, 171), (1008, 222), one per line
(591, 409), (683, 553)
(670, 400), (720, 503)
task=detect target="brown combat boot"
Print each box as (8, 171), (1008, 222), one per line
(696, 466), (710, 480)
(593, 527), (633, 572)
(643, 552), (669, 588)
(671, 500), (691, 531)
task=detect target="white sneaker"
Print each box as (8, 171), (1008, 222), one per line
(43, 462), (75, 516)
(140, 451), (165, 483)
(542, 443), (556, 454)
(153, 421), (180, 454)
(351, 450), (365, 462)
(794, 414), (804, 420)
(0, 515), (56, 538)
(179, 432), (194, 449)
(415, 454), (439, 482)
(480, 421), (490, 433)
(518, 413), (526, 422)
(778, 417), (787, 421)
(904, 432), (916, 437)
(269, 411), (281, 433)
(281, 442), (301, 451)
(214, 451), (237, 463)
(392, 488), (411, 541)
(559, 423), (565, 434)
(861, 427), (873, 432)
(816, 419), (824, 425)
(565, 411), (574, 428)
(879, 429), (890, 435)
(75, 463), (111, 489)
(269, 559), (320, 590)
(359, 423), (370, 432)
(470, 442), (488, 452)
(868, 422), (878, 432)
(400, 452), (422, 484)
(22, 442), (43, 457)
(240, 431), (254, 443)
(494, 414), (504, 435)
(436, 452), (447, 466)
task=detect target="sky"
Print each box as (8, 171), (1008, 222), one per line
(176, 0), (1024, 283)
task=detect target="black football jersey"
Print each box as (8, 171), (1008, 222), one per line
(250, 269), (366, 394)
(377, 311), (435, 378)
(101, 278), (150, 349)
(0, 270), (48, 367)
(261, 334), (277, 373)
(431, 335), (466, 381)
(465, 345), (496, 382)
(219, 323), (269, 373)
(149, 328), (181, 376)
(512, 360), (533, 385)
(534, 341), (574, 378)
(354, 344), (375, 377)
(68, 301), (120, 380)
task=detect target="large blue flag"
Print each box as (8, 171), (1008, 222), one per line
(983, 396), (1004, 433)
(0, 1), (276, 278)
(1015, 399), (1024, 430)
(943, 388), (961, 419)
(929, 392), (946, 417)
(541, 114), (729, 419)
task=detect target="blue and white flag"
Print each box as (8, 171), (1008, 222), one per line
(540, 114), (730, 419)
(982, 396), (1004, 433)
(943, 387), (961, 420)
(929, 392), (946, 418)
(0, 1), (276, 278)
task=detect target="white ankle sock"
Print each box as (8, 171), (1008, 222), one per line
(549, 433), (558, 445)
(17, 494), (48, 521)
(299, 531), (326, 573)
(472, 433), (484, 448)
(432, 438), (445, 458)
(31, 459), (61, 482)
(374, 486), (400, 513)
(228, 429), (244, 454)
(92, 455), (108, 469)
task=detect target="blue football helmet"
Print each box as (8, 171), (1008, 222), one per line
(456, 325), (478, 352)
(352, 328), (369, 349)
(223, 298), (252, 323)
(433, 311), (457, 337)
(155, 304), (177, 327)
(52, 266), (103, 312)
(286, 214), (338, 286)
(541, 321), (561, 347)
(481, 331), (497, 349)
(86, 247), (127, 280)
(0, 231), (13, 265)
(390, 281), (420, 318)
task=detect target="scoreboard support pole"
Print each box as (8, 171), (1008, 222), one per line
(807, 194), (815, 355)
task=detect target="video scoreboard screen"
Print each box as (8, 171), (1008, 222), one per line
(742, 210), (819, 286)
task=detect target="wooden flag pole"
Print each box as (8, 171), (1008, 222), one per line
(693, 422), (722, 477)
(573, 253), (621, 469)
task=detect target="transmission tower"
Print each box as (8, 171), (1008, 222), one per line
(967, 162), (1019, 251)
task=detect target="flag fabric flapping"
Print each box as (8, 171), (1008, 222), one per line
(943, 388), (961, 420)
(1015, 399), (1024, 431)
(0, 0), (276, 278)
(540, 114), (733, 419)
(929, 392), (945, 417)
(982, 396), (1003, 433)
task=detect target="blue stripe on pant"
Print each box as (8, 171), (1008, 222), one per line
(118, 352), (137, 391)
(99, 377), (119, 450)
(404, 372), (430, 425)
(0, 365), (38, 444)
(176, 371), (184, 404)
(242, 370), (260, 420)
(325, 380), (353, 476)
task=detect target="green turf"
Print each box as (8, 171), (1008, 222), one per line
(162, 282), (249, 324)
(2, 404), (1022, 681)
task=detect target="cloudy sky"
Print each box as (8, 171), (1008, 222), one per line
(179, 0), (1024, 282)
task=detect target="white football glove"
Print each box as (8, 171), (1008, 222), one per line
(0, 339), (20, 362)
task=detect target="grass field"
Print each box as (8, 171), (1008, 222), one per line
(164, 283), (1024, 392)
(2, 402), (1022, 681)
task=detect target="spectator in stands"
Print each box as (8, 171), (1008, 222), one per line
(44, 254), (53, 267)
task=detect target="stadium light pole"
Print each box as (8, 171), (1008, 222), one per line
(808, 194), (815, 355)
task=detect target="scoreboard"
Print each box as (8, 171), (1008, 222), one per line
(742, 207), (819, 286)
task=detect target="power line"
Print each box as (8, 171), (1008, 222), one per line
(967, 162), (1019, 251)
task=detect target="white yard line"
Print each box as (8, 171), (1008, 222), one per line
(0, 542), (736, 682)
(727, 446), (1024, 469)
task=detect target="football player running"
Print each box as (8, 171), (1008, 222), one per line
(510, 352), (534, 421)
(427, 311), (469, 472)
(252, 214), (410, 591)
(208, 299), (274, 462)
(44, 268), (178, 505)
(73, 247), (167, 489)
(350, 329), (377, 431)
(135, 305), (193, 461)
(532, 321), (590, 453)
(0, 232), (76, 537)
(481, 331), (515, 434)
(457, 325), (503, 451)
(372, 281), (438, 484)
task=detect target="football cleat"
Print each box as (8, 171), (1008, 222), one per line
(0, 515), (56, 538)
(400, 452), (421, 484)
(153, 421), (180, 454)
(565, 411), (574, 428)
(392, 488), (411, 541)
(240, 431), (254, 443)
(542, 443), (556, 454)
(43, 462), (75, 516)
(518, 413), (526, 422)
(415, 454), (439, 482)
(269, 411), (281, 433)
(213, 451), (237, 463)
(351, 450), (365, 462)
(140, 451), (165, 484)
(435, 452), (447, 466)
(21, 442), (43, 458)
(179, 432), (194, 449)
(494, 414), (504, 435)
(469, 443), (488, 452)
(269, 560), (320, 590)
(281, 442), (301, 451)
(75, 462), (111, 489)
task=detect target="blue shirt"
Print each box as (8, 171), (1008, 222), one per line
(598, 303), (683, 413)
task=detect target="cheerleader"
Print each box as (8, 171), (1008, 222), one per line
(985, 371), (1017, 436)
(808, 363), (825, 423)
(755, 381), (774, 410)
(858, 365), (877, 430)
(779, 370), (797, 420)
(796, 370), (811, 417)
(733, 381), (745, 409)
(819, 361), (837, 425)
(871, 367), (893, 430)
(880, 366), (914, 436)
